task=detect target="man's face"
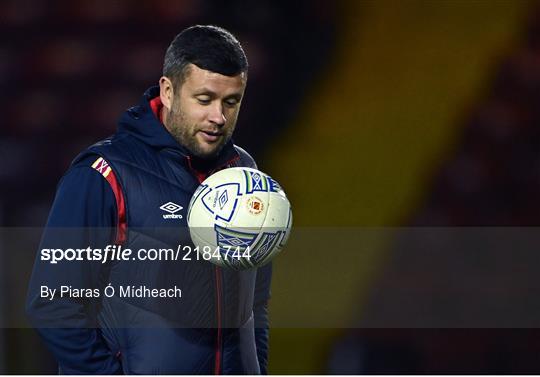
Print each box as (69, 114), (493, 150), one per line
(164, 64), (247, 159)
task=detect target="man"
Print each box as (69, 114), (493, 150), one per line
(26, 25), (271, 374)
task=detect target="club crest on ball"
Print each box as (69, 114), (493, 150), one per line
(247, 196), (264, 215)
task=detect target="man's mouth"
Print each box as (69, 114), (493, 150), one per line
(198, 130), (222, 143)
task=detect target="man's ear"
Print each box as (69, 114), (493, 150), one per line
(159, 76), (174, 110)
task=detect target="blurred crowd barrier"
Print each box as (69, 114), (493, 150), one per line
(326, 1), (540, 374)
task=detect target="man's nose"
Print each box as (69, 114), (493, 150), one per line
(208, 102), (226, 126)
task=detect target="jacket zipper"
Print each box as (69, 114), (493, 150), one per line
(214, 266), (223, 375)
(212, 157), (238, 375)
(185, 153), (240, 375)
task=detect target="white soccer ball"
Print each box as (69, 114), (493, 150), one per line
(187, 167), (292, 270)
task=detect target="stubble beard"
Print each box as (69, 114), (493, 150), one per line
(166, 104), (231, 160)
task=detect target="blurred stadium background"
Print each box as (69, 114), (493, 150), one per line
(3, 0), (540, 373)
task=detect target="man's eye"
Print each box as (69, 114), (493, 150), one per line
(197, 98), (211, 105)
(224, 100), (238, 107)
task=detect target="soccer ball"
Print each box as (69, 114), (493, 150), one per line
(187, 167), (292, 270)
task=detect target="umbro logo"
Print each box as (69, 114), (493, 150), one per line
(160, 202), (183, 219)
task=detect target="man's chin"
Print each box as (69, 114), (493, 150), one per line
(191, 143), (223, 160)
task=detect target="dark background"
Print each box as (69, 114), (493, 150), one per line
(3, 0), (540, 373)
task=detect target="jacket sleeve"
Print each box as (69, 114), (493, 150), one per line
(253, 262), (272, 374)
(25, 155), (123, 374)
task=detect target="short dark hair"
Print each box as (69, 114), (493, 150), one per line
(163, 25), (248, 88)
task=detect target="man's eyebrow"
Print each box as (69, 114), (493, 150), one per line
(193, 89), (216, 96)
(193, 89), (243, 100)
